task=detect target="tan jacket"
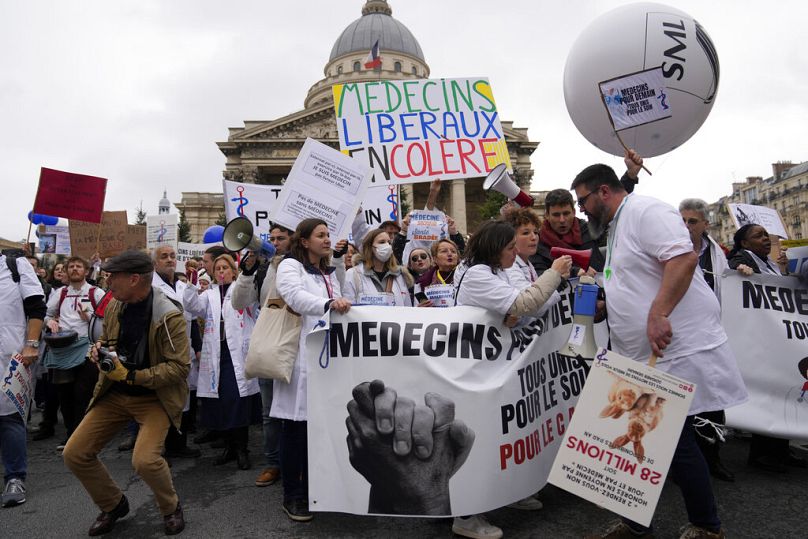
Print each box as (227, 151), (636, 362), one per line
(89, 287), (190, 428)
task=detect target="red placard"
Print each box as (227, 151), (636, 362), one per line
(33, 167), (107, 223)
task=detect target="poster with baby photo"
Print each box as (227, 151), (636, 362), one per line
(548, 349), (695, 527)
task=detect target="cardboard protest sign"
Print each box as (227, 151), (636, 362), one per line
(269, 138), (371, 240)
(333, 77), (512, 184)
(176, 242), (221, 272)
(41, 224), (71, 255)
(727, 203), (788, 239)
(146, 214), (178, 250)
(548, 349), (695, 527)
(223, 179), (282, 242)
(723, 272), (808, 439)
(306, 286), (603, 516)
(33, 167), (107, 223)
(2, 355), (34, 424)
(125, 225), (147, 252)
(599, 67), (672, 131)
(69, 211), (129, 259)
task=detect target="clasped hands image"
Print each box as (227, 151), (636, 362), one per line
(346, 379), (475, 515)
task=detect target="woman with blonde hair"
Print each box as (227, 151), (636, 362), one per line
(183, 253), (260, 470)
(343, 228), (414, 306)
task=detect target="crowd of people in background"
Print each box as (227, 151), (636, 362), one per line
(1, 149), (807, 539)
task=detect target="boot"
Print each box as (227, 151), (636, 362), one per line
(213, 442), (236, 465)
(236, 444), (252, 470)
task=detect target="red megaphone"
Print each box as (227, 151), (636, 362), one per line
(550, 247), (591, 270)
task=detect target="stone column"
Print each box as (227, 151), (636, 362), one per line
(450, 180), (468, 235)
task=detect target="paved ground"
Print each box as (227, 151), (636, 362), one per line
(5, 411), (806, 538)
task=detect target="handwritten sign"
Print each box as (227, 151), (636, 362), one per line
(125, 225), (147, 252)
(333, 77), (511, 184)
(727, 203), (788, 239)
(69, 210), (128, 259)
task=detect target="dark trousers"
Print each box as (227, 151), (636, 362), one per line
(279, 419), (308, 503)
(165, 410), (193, 451)
(624, 416), (721, 533)
(694, 409), (726, 465)
(749, 434), (790, 461)
(55, 360), (99, 439)
(40, 373), (60, 429)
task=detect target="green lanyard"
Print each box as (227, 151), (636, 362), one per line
(604, 195), (630, 281)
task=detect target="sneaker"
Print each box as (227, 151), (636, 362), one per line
(56, 440), (67, 452)
(678, 524), (725, 539)
(507, 495), (543, 510)
(282, 499), (313, 522)
(584, 520), (654, 539)
(255, 467), (280, 487)
(452, 515), (503, 539)
(1, 479), (26, 507)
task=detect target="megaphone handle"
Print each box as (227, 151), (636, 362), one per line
(648, 354), (658, 368)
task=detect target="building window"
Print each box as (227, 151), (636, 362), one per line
(394, 61), (402, 72)
(412, 66), (417, 75)
(337, 65), (343, 74)
(353, 61), (360, 72)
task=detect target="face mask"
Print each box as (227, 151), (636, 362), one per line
(374, 243), (393, 262)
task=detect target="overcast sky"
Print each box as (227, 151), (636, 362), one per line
(2, 0), (806, 242)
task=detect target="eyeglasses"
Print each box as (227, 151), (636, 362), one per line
(410, 253), (429, 262)
(683, 218), (703, 226)
(577, 190), (597, 208)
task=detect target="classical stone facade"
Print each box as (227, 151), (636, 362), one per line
(175, 0), (539, 238)
(707, 161), (808, 245)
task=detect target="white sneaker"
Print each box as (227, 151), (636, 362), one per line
(507, 495), (543, 511)
(452, 515), (503, 539)
(2, 478), (26, 507)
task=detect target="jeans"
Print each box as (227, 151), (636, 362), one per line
(259, 379), (281, 467)
(0, 413), (26, 482)
(624, 416), (721, 533)
(279, 419), (308, 502)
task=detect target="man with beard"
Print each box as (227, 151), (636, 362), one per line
(573, 164), (747, 539)
(43, 256), (107, 450)
(532, 151), (643, 276)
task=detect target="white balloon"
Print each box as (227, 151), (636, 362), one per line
(564, 2), (719, 158)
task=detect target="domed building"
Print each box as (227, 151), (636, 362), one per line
(180, 0), (538, 239)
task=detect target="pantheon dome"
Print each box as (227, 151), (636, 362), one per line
(305, 0), (430, 108)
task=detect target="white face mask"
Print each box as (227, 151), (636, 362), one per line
(374, 243), (393, 262)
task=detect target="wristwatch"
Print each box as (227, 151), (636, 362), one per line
(25, 340), (40, 349)
(126, 370), (137, 385)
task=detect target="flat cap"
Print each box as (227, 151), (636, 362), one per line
(102, 250), (153, 274)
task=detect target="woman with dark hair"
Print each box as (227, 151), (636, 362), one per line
(271, 218), (351, 522)
(48, 262), (67, 289)
(728, 224), (790, 276)
(183, 253), (261, 470)
(344, 229), (413, 306)
(727, 224), (803, 472)
(450, 221), (571, 539)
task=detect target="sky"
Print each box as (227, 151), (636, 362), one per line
(2, 0), (807, 242)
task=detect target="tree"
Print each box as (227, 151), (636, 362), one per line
(215, 212), (227, 226)
(134, 201), (147, 225)
(178, 208), (192, 243)
(478, 190), (508, 221)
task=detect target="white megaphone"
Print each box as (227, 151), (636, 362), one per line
(559, 275), (599, 371)
(483, 163), (535, 207)
(222, 217), (276, 257)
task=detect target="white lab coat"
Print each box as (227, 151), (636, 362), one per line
(152, 274), (198, 391)
(183, 282), (259, 399)
(343, 265), (412, 306)
(270, 258), (341, 421)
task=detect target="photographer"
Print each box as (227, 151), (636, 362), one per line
(62, 251), (189, 536)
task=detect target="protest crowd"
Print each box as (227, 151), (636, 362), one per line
(3, 147), (807, 539)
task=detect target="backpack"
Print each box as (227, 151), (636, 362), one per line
(86, 288), (114, 342)
(58, 285), (111, 314)
(5, 255), (20, 283)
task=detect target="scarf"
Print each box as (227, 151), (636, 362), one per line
(540, 218), (583, 249)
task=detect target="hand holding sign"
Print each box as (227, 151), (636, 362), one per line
(346, 379), (475, 515)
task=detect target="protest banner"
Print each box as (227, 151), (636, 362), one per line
(125, 225), (147, 252)
(599, 67), (672, 131)
(223, 179), (282, 242)
(727, 203), (788, 239)
(333, 77), (512, 184)
(269, 138), (371, 240)
(306, 286), (603, 517)
(2, 355), (34, 424)
(361, 185), (400, 226)
(176, 241), (221, 272)
(424, 283), (455, 307)
(41, 224), (71, 255)
(69, 211), (129, 259)
(548, 349), (695, 527)
(782, 239), (808, 276)
(723, 272), (808, 439)
(33, 167), (107, 223)
(147, 214), (178, 250)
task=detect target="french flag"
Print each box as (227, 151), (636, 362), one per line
(364, 39), (382, 69)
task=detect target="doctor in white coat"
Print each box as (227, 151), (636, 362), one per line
(183, 253), (260, 470)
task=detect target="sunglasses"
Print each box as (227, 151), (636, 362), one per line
(410, 253), (429, 262)
(577, 190), (597, 208)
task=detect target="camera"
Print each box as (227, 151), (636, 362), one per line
(97, 347), (126, 373)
